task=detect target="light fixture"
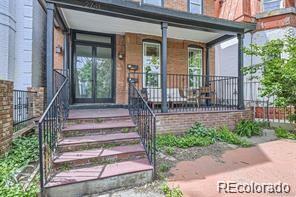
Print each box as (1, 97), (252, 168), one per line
(118, 52), (124, 60)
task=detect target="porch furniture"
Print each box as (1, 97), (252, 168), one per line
(179, 88), (199, 108)
(198, 86), (214, 105)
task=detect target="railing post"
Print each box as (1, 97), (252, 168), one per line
(161, 22), (168, 113)
(237, 33), (245, 110)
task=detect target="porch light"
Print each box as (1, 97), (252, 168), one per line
(118, 52), (124, 60)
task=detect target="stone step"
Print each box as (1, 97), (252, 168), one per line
(58, 132), (141, 152)
(67, 109), (131, 124)
(45, 159), (153, 197)
(62, 120), (137, 137)
(53, 144), (146, 170)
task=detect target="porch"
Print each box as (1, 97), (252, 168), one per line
(46, 0), (256, 113)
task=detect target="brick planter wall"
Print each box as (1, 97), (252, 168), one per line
(156, 109), (253, 134)
(27, 87), (45, 117)
(0, 80), (13, 155)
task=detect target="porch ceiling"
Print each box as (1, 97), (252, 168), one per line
(61, 8), (222, 43)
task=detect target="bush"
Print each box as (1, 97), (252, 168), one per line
(216, 127), (251, 147)
(275, 127), (296, 140)
(156, 134), (213, 149)
(235, 120), (262, 137)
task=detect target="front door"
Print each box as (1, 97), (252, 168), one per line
(73, 33), (114, 103)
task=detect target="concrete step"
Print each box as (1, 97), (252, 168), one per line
(53, 144), (146, 170)
(67, 108), (131, 124)
(62, 120), (137, 137)
(45, 159), (153, 197)
(58, 132), (141, 152)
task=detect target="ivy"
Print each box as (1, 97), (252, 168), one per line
(0, 135), (39, 196)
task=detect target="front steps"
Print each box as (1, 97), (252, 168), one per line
(45, 109), (153, 197)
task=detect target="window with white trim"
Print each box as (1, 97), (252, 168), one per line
(188, 48), (203, 88)
(143, 42), (161, 88)
(143, 0), (162, 6)
(263, 0), (283, 12)
(189, 0), (202, 14)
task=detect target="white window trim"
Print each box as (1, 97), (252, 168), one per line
(143, 42), (161, 88)
(262, 0), (284, 12)
(188, 47), (203, 88)
(189, 0), (203, 14)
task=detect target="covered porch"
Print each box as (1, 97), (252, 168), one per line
(46, 0), (256, 113)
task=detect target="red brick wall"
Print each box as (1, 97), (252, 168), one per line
(54, 27), (64, 70)
(0, 80), (13, 155)
(156, 109), (253, 134)
(115, 33), (214, 104)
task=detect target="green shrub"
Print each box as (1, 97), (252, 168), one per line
(156, 134), (213, 149)
(235, 120), (262, 137)
(0, 135), (39, 196)
(275, 127), (296, 140)
(161, 183), (183, 197)
(216, 127), (251, 147)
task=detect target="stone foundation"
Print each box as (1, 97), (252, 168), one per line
(0, 80), (13, 155)
(156, 109), (253, 134)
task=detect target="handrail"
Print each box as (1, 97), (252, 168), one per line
(38, 77), (69, 194)
(128, 78), (156, 177)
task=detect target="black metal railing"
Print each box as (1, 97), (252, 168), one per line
(244, 80), (295, 123)
(129, 72), (239, 113)
(54, 69), (67, 93)
(38, 74), (69, 193)
(128, 80), (156, 176)
(13, 90), (37, 130)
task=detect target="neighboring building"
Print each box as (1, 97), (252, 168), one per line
(0, 0), (47, 90)
(215, 0), (296, 101)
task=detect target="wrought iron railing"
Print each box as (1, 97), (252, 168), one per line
(244, 80), (295, 123)
(13, 90), (37, 130)
(38, 74), (69, 193)
(128, 80), (156, 176)
(129, 72), (239, 112)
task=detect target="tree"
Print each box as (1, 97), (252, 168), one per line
(243, 33), (296, 124)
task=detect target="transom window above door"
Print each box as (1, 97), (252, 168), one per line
(263, 0), (283, 12)
(143, 42), (161, 88)
(189, 0), (203, 14)
(143, 0), (162, 6)
(188, 47), (203, 88)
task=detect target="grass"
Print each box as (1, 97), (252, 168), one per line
(0, 134), (39, 196)
(275, 127), (296, 140)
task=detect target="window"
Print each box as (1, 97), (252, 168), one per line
(76, 33), (111, 44)
(263, 0), (283, 12)
(143, 42), (161, 88)
(143, 0), (162, 6)
(188, 48), (203, 88)
(189, 0), (202, 14)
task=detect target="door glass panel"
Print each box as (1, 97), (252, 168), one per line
(75, 45), (93, 99)
(95, 47), (112, 99)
